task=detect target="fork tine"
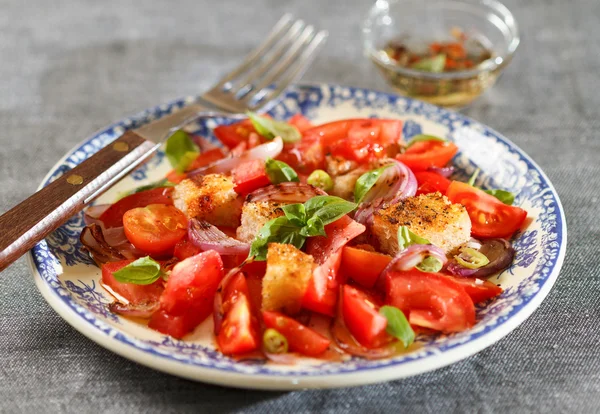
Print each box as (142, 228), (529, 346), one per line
(211, 14), (293, 89)
(244, 27), (325, 108)
(229, 19), (306, 96)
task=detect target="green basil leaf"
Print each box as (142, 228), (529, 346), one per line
(281, 203), (306, 227)
(416, 255), (444, 273)
(380, 305), (415, 348)
(406, 134), (447, 148)
(302, 216), (326, 237)
(265, 158), (299, 184)
(304, 196), (357, 225)
(484, 189), (515, 205)
(397, 226), (430, 251)
(165, 130), (200, 171)
(112, 256), (162, 285)
(411, 54), (446, 73)
(249, 216), (306, 261)
(467, 168), (481, 187)
(247, 112), (301, 143)
(354, 165), (393, 204)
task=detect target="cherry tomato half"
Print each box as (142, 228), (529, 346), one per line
(123, 204), (187, 255)
(99, 187), (174, 228)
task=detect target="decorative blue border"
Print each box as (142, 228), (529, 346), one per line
(30, 84), (565, 378)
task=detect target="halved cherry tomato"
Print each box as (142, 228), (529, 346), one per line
(213, 119), (257, 149)
(232, 159), (271, 195)
(173, 237), (202, 260)
(101, 259), (164, 305)
(149, 250), (224, 338)
(340, 246), (392, 289)
(446, 181), (527, 238)
(302, 216), (366, 316)
(342, 285), (391, 349)
(99, 187), (174, 228)
(217, 273), (259, 355)
(288, 114), (314, 132)
(262, 311), (331, 357)
(396, 140), (458, 171)
(385, 269), (475, 333)
(443, 275), (503, 303)
(123, 204), (187, 255)
(415, 171), (452, 196)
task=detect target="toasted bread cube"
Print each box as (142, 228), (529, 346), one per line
(262, 243), (315, 314)
(236, 200), (286, 243)
(173, 174), (243, 227)
(330, 166), (368, 201)
(372, 192), (471, 255)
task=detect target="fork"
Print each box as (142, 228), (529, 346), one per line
(0, 14), (328, 272)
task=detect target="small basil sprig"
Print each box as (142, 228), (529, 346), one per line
(247, 112), (301, 143)
(249, 196), (357, 261)
(406, 134), (447, 148)
(411, 54), (446, 73)
(397, 226), (430, 251)
(265, 158), (299, 184)
(165, 130), (200, 173)
(354, 164), (393, 204)
(467, 168), (516, 205)
(112, 256), (162, 285)
(379, 305), (415, 348)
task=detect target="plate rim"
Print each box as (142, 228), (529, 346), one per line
(27, 83), (567, 390)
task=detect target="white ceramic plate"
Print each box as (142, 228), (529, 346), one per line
(29, 84), (566, 390)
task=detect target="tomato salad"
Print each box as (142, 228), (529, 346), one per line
(81, 113), (527, 361)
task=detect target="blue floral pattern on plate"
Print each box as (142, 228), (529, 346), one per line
(28, 85), (566, 389)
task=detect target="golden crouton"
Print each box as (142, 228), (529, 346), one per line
(372, 192), (471, 255)
(325, 155), (359, 177)
(330, 166), (368, 201)
(236, 200), (286, 243)
(173, 174), (243, 227)
(262, 243), (315, 314)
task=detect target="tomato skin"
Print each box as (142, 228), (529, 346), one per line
(340, 246), (392, 289)
(173, 237), (202, 260)
(446, 181), (527, 238)
(262, 311), (331, 357)
(99, 187), (174, 228)
(276, 139), (325, 174)
(123, 204), (188, 255)
(288, 114), (314, 132)
(101, 260), (164, 305)
(232, 159), (271, 195)
(186, 148), (226, 171)
(149, 250), (224, 338)
(396, 141), (458, 171)
(342, 285), (391, 349)
(385, 269), (475, 333)
(217, 273), (260, 355)
(443, 275), (503, 303)
(415, 171), (452, 196)
(214, 120), (257, 149)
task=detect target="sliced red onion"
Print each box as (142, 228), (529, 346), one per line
(264, 352), (301, 364)
(376, 244), (448, 289)
(102, 226), (129, 246)
(246, 182), (326, 203)
(80, 224), (127, 265)
(108, 301), (160, 319)
(188, 137), (283, 176)
(188, 219), (249, 256)
(427, 166), (455, 178)
(446, 238), (514, 278)
(83, 204), (111, 225)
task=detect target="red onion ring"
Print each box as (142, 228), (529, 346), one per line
(376, 244), (448, 289)
(446, 238), (515, 278)
(247, 182), (326, 203)
(83, 204), (111, 225)
(427, 166), (455, 178)
(188, 137), (283, 177)
(188, 219), (250, 256)
(80, 224), (145, 265)
(108, 301), (160, 318)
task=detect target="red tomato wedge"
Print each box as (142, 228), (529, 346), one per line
(443, 275), (503, 304)
(186, 148), (226, 172)
(302, 216), (366, 316)
(213, 119), (257, 149)
(149, 250), (224, 339)
(276, 139), (326, 174)
(342, 285), (391, 349)
(123, 204), (188, 255)
(217, 273), (259, 355)
(385, 269), (475, 333)
(99, 187), (174, 228)
(232, 159), (271, 195)
(173, 237), (202, 260)
(340, 246), (392, 289)
(288, 114), (314, 132)
(446, 181), (527, 238)
(101, 259), (164, 305)
(396, 140), (458, 171)
(262, 311), (331, 357)
(415, 171), (452, 196)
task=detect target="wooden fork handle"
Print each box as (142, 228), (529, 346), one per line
(0, 130), (160, 272)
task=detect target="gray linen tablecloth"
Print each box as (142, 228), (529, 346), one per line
(1, 0), (599, 412)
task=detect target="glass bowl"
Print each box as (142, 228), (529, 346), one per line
(362, 0), (520, 108)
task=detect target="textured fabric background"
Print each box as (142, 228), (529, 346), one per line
(1, 0), (599, 412)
